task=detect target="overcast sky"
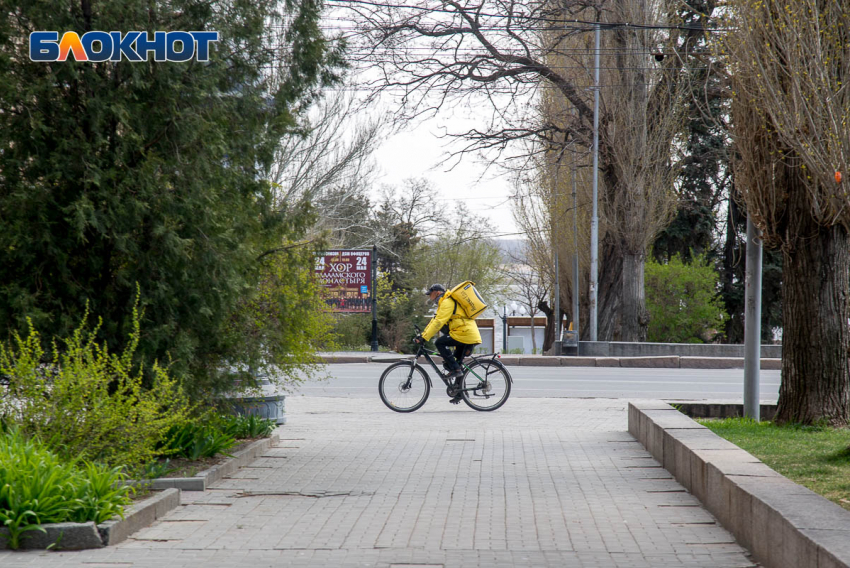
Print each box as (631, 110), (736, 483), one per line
(371, 109), (520, 236)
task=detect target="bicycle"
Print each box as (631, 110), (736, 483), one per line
(378, 325), (513, 412)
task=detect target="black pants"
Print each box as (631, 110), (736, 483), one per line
(435, 334), (474, 371)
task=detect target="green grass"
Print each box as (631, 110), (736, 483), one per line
(698, 418), (850, 511)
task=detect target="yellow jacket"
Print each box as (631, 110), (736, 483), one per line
(422, 294), (482, 344)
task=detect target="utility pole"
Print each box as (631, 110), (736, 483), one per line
(370, 245), (378, 352)
(743, 218), (763, 420)
(589, 23), (601, 341)
(572, 165), (580, 342)
(554, 222), (561, 353)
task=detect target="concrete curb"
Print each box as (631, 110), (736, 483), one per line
(149, 433), (280, 491)
(0, 488), (180, 550)
(98, 488), (181, 546)
(319, 353), (782, 369)
(628, 401), (850, 568)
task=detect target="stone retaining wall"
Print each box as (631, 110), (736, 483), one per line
(628, 401), (850, 568)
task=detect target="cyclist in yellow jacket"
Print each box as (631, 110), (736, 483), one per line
(414, 283), (481, 402)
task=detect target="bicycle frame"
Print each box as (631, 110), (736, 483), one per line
(410, 326), (508, 392)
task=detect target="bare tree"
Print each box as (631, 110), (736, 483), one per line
(723, 0), (850, 425)
(344, 0), (700, 341)
(271, 90), (386, 247)
(506, 243), (550, 352)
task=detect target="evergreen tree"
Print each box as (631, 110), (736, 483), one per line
(0, 0), (344, 392)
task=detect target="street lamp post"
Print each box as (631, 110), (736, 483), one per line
(496, 305), (508, 352)
(496, 303), (519, 353)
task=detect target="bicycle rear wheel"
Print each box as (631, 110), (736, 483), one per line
(379, 361), (430, 412)
(460, 360), (511, 411)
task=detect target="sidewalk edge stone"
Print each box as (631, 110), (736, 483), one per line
(98, 488), (181, 546)
(628, 401), (850, 568)
(148, 433), (280, 491)
(0, 488), (181, 550)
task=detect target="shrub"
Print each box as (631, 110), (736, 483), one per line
(0, 429), (132, 549)
(331, 314), (372, 349)
(645, 253), (728, 343)
(0, 302), (192, 474)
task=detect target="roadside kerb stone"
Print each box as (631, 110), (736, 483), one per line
(496, 355), (520, 365)
(680, 356), (781, 370)
(680, 356), (743, 369)
(149, 433), (279, 491)
(98, 488), (181, 546)
(519, 356), (560, 366)
(0, 522), (103, 551)
(619, 355), (679, 368)
(0, 488), (180, 550)
(629, 401), (850, 568)
(369, 354), (412, 363)
(595, 357), (621, 367)
(560, 356), (597, 366)
(318, 354), (369, 364)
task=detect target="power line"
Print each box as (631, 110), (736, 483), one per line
(325, 0), (731, 33)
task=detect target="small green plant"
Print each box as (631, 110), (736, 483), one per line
(159, 423), (236, 460)
(141, 459), (178, 480)
(0, 429), (132, 549)
(217, 414), (276, 439)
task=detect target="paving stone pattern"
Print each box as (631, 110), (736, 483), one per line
(0, 397), (758, 567)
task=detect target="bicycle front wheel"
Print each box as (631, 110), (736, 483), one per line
(460, 360), (511, 411)
(379, 361), (430, 412)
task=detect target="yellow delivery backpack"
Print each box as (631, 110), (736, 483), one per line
(445, 281), (488, 319)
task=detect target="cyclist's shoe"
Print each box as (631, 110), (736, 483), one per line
(449, 394), (463, 404)
(447, 368), (463, 379)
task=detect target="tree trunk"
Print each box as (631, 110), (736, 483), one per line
(530, 317), (537, 354)
(775, 176), (850, 425)
(595, 235), (623, 341)
(539, 300), (555, 353)
(722, 196), (744, 343)
(620, 253), (648, 341)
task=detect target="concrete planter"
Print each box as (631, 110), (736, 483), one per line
(223, 377), (286, 425)
(229, 393), (286, 425)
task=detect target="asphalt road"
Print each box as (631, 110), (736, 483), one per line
(292, 362), (781, 403)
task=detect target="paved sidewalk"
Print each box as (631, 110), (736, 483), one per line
(1, 397), (758, 567)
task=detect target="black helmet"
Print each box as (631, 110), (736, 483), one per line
(425, 283), (446, 295)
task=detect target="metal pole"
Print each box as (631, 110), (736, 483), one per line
(743, 217), (763, 420)
(502, 306), (507, 352)
(554, 228), (561, 346)
(589, 23), (600, 341)
(572, 167), (580, 341)
(370, 245), (378, 352)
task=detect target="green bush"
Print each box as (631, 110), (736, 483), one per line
(331, 314), (372, 349)
(0, 429), (132, 549)
(0, 303), (192, 473)
(645, 253), (727, 343)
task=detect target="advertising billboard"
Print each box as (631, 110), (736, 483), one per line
(314, 249), (372, 313)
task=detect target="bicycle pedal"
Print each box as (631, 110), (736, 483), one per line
(449, 396), (462, 405)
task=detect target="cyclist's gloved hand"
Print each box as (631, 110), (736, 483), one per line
(413, 335), (424, 344)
